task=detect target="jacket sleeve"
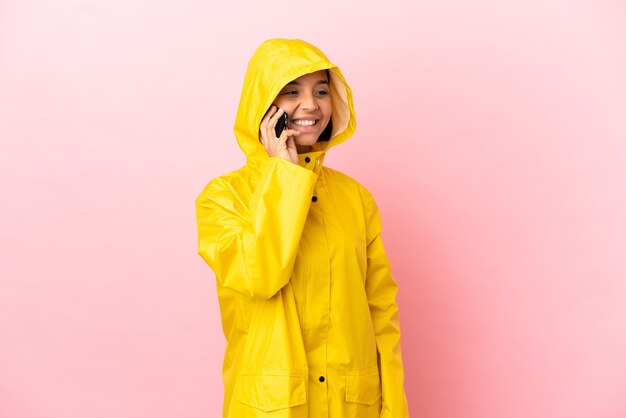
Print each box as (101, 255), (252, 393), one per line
(361, 186), (410, 418)
(196, 157), (318, 299)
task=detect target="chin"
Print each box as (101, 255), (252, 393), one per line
(296, 136), (318, 145)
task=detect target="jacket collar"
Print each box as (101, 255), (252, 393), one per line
(246, 148), (328, 176)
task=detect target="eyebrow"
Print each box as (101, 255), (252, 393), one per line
(286, 79), (329, 86)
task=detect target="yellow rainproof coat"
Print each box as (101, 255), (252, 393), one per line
(196, 39), (409, 418)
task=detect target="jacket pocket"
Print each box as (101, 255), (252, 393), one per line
(345, 368), (382, 405)
(236, 372), (307, 412)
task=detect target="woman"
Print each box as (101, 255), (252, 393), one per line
(196, 38), (410, 418)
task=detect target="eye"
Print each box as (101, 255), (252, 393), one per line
(282, 91), (298, 96)
(316, 90), (329, 96)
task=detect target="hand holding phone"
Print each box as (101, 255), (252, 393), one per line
(259, 106), (299, 164)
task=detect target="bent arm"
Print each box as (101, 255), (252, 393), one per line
(196, 157), (317, 299)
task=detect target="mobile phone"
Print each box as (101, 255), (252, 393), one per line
(275, 112), (289, 137)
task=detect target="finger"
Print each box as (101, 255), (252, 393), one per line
(260, 107), (280, 145)
(260, 105), (278, 130)
(281, 129), (301, 138)
(268, 108), (287, 141)
(267, 107), (284, 132)
(269, 106), (284, 122)
(278, 127), (301, 143)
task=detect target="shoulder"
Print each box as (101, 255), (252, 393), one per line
(323, 166), (378, 209)
(196, 166), (252, 210)
(323, 166), (382, 241)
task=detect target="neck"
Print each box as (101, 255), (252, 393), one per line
(296, 144), (313, 154)
(297, 141), (328, 154)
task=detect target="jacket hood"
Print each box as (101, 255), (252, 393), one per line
(234, 38), (356, 172)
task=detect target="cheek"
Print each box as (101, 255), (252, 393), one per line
(272, 99), (294, 114)
(323, 103), (332, 120)
(321, 106), (332, 129)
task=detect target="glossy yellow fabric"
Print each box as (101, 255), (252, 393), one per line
(196, 38), (409, 418)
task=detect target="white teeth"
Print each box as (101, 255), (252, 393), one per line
(293, 120), (317, 126)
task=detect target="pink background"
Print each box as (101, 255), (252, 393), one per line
(2, 1), (626, 417)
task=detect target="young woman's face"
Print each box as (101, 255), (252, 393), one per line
(272, 70), (332, 152)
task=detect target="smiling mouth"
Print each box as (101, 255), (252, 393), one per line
(292, 120), (319, 126)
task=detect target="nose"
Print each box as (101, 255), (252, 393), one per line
(300, 91), (319, 111)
